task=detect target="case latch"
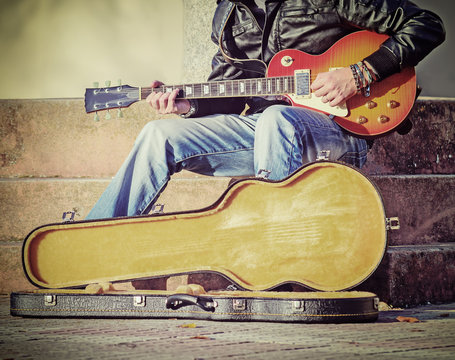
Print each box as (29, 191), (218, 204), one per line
(386, 217), (400, 231)
(44, 295), (57, 307)
(232, 298), (246, 311)
(292, 300), (305, 312)
(133, 296), (146, 307)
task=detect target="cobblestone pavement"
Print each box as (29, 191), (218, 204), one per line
(1, 295), (454, 359)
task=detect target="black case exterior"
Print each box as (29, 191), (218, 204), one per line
(10, 291), (379, 323)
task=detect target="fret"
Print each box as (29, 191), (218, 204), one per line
(225, 80), (233, 97)
(219, 82), (226, 96)
(257, 79), (263, 95)
(233, 80), (240, 96)
(231, 81), (237, 96)
(185, 85), (194, 98)
(239, 80), (246, 95)
(261, 78), (267, 95)
(210, 82), (218, 97)
(193, 84), (202, 98)
(202, 83), (210, 96)
(251, 78), (257, 95)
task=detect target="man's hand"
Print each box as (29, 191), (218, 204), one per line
(310, 67), (357, 107)
(146, 80), (191, 115)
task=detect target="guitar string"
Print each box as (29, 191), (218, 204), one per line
(135, 76), (305, 98)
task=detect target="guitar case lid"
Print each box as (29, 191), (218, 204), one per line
(10, 288), (379, 323)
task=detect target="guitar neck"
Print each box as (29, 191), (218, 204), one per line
(139, 75), (297, 100)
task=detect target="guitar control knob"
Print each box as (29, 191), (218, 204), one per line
(357, 116), (368, 125)
(387, 100), (400, 109)
(365, 101), (377, 109)
(281, 56), (294, 67)
(378, 115), (390, 124)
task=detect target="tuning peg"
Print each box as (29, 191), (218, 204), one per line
(117, 108), (123, 118)
(105, 110), (111, 120)
(94, 112), (100, 122)
(117, 79), (122, 86)
(93, 81), (99, 88)
(105, 80), (111, 87)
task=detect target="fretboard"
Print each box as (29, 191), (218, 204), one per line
(140, 76), (299, 100)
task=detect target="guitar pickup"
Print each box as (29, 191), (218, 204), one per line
(294, 70), (311, 99)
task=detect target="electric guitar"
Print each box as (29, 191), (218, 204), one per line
(84, 31), (416, 137)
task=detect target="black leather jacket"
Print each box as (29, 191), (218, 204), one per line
(193, 0), (445, 117)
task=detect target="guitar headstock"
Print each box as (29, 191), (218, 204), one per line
(84, 82), (140, 114)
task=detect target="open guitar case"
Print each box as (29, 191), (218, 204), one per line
(10, 160), (400, 323)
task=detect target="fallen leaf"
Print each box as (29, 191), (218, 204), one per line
(179, 323), (197, 328)
(396, 316), (419, 323)
(378, 302), (392, 311)
(190, 335), (212, 340)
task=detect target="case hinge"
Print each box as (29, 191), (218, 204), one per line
(62, 211), (76, 222)
(316, 150), (331, 161)
(386, 217), (400, 231)
(151, 204), (165, 214)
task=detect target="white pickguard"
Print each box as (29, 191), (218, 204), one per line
(287, 67), (348, 117)
(287, 93), (348, 117)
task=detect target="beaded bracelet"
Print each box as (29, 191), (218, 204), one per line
(350, 61), (374, 97)
(350, 64), (362, 94)
(358, 61), (372, 97)
(359, 61), (373, 85)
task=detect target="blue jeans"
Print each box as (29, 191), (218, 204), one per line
(86, 105), (368, 219)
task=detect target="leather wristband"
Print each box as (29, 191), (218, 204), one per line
(180, 99), (198, 118)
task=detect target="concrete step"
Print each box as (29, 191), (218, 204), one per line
(0, 99), (162, 178)
(0, 176), (230, 242)
(1, 97), (454, 306)
(358, 244), (455, 307)
(362, 98), (455, 175)
(1, 175), (454, 307)
(3, 240), (453, 308)
(134, 243), (455, 308)
(1, 98), (454, 179)
(1, 174), (453, 245)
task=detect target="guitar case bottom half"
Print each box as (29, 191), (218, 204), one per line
(10, 288), (379, 323)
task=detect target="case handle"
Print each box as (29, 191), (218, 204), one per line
(166, 294), (217, 312)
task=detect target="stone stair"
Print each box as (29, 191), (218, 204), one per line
(1, 97), (454, 307)
(1, 0), (453, 306)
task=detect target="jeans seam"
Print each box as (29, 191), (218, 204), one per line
(174, 146), (255, 164)
(286, 132), (298, 176)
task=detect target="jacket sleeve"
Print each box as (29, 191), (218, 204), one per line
(337, 0), (445, 81)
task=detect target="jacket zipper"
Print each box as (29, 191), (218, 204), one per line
(234, 1), (266, 62)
